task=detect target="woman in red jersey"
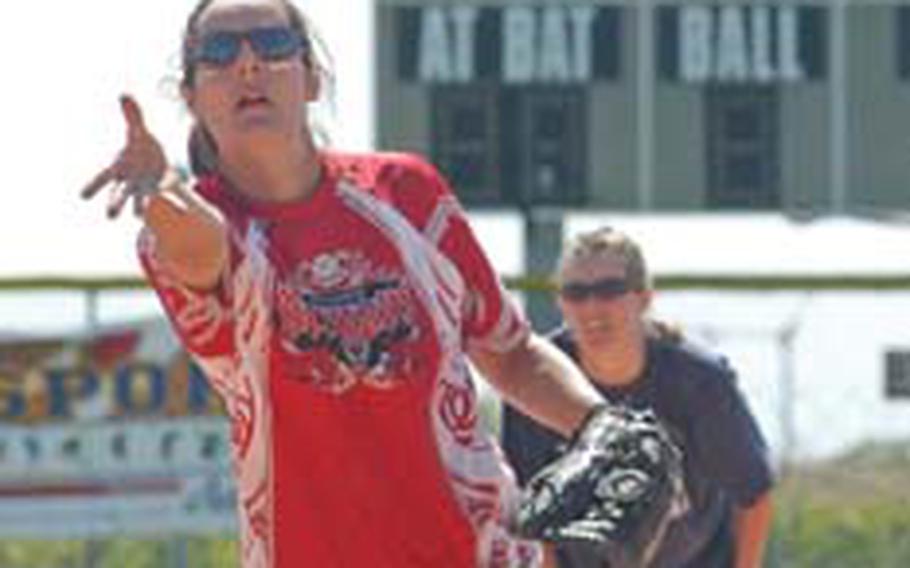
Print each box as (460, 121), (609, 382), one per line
(82, 1), (606, 566)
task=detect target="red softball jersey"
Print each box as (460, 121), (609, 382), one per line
(139, 152), (542, 568)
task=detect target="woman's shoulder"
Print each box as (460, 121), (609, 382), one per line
(324, 151), (442, 186)
(323, 151), (457, 231)
(648, 338), (743, 425)
(651, 336), (736, 387)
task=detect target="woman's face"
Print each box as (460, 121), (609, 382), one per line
(557, 251), (651, 351)
(183, 0), (316, 150)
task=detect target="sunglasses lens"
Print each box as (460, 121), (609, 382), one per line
(193, 28), (304, 67)
(559, 287), (588, 302)
(195, 32), (242, 66)
(248, 27), (304, 61)
(559, 279), (630, 302)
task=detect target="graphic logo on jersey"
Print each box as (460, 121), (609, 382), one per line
(276, 250), (423, 393)
(438, 378), (479, 446)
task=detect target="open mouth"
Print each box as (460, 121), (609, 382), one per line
(236, 94), (271, 111)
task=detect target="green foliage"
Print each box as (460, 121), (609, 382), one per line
(769, 442), (910, 568)
(185, 537), (239, 567)
(0, 541), (82, 568)
(774, 501), (910, 568)
(0, 538), (237, 568)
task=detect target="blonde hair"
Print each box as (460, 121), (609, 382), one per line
(556, 226), (651, 291)
(557, 227), (684, 343)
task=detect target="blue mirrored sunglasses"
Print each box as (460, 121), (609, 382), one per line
(558, 277), (632, 302)
(191, 26), (308, 67)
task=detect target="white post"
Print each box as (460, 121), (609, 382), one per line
(778, 324), (798, 471)
(85, 288), (99, 336)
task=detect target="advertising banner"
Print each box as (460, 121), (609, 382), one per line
(0, 320), (236, 539)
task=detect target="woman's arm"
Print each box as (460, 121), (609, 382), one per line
(734, 490), (773, 568)
(469, 332), (603, 438)
(143, 172), (228, 291)
(80, 95), (228, 291)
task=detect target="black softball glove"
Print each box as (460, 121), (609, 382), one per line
(513, 404), (688, 566)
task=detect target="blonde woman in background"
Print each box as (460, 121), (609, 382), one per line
(503, 227), (774, 568)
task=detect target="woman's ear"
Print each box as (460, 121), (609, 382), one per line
(637, 290), (654, 313)
(303, 66), (320, 102)
(181, 84), (198, 116)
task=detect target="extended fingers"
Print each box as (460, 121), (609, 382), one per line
(81, 164), (119, 200)
(81, 96), (148, 202)
(84, 96), (165, 217)
(133, 190), (146, 217)
(107, 181), (133, 219)
(120, 94), (148, 141)
(130, 174), (163, 217)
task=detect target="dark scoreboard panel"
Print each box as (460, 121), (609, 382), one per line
(395, 5), (622, 84)
(378, 1), (910, 213)
(390, 4), (828, 86)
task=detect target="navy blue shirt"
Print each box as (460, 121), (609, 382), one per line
(502, 328), (774, 568)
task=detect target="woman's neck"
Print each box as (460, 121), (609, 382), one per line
(219, 135), (322, 204)
(578, 334), (647, 388)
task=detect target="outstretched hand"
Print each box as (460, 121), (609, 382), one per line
(81, 95), (169, 218)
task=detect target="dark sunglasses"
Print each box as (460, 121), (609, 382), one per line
(558, 277), (633, 302)
(190, 26), (308, 67)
